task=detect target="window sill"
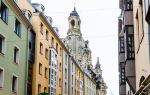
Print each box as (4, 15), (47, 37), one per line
(0, 86), (4, 89)
(13, 62), (19, 65)
(12, 91), (17, 94)
(40, 52), (43, 55)
(45, 57), (48, 60)
(0, 18), (8, 25)
(39, 73), (42, 75)
(0, 52), (5, 57)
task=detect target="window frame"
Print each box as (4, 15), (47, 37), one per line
(0, 1), (8, 24)
(45, 48), (48, 59)
(11, 74), (18, 93)
(40, 23), (43, 35)
(119, 36), (125, 53)
(39, 63), (42, 75)
(124, 0), (133, 11)
(124, 26), (135, 60)
(0, 67), (4, 88)
(14, 18), (21, 37)
(46, 30), (49, 41)
(0, 34), (6, 55)
(40, 42), (43, 54)
(119, 62), (126, 85)
(13, 46), (20, 64)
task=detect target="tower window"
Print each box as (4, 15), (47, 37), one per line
(71, 20), (75, 27)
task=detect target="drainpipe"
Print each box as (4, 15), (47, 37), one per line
(25, 27), (30, 95)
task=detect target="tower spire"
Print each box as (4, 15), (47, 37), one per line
(97, 57), (100, 63)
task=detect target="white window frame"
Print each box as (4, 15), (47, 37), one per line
(0, 34), (6, 55)
(11, 74), (18, 93)
(0, 67), (4, 88)
(13, 45), (20, 64)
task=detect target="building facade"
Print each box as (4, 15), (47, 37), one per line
(0, 0), (32, 94)
(133, 0), (150, 94)
(18, 1), (64, 94)
(118, 0), (150, 94)
(63, 7), (107, 95)
(62, 49), (69, 95)
(118, 0), (136, 94)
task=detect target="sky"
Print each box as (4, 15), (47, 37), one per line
(32, 0), (120, 94)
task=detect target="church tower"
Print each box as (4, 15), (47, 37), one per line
(63, 7), (92, 66)
(67, 7), (82, 36)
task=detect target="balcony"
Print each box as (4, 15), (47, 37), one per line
(123, 11), (133, 25)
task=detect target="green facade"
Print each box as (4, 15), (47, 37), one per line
(0, 0), (29, 95)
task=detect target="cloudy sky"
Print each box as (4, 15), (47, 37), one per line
(32, 0), (120, 94)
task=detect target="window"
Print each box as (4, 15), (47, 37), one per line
(124, 0), (133, 10)
(45, 48), (48, 59)
(46, 30), (48, 40)
(0, 1), (8, 23)
(40, 23), (43, 34)
(0, 68), (4, 88)
(120, 62), (125, 84)
(44, 87), (47, 93)
(60, 48), (62, 56)
(38, 84), (41, 94)
(65, 68), (67, 79)
(72, 75), (73, 85)
(59, 78), (61, 87)
(0, 34), (5, 54)
(12, 75), (18, 92)
(51, 37), (54, 47)
(14, 18), (21, 37)
(65, 54), (67, 65)
(72, 63), (73, 72)
(14, 47), (19, 64)
(40, 43), (43, 54)
(65, 82), (67, 94)
(59, 62), (61, 71)
(39, 63), (42, 75)
(45, 67), (47, 78)
(125, 26), (135, 60)
(119, 36), (125, 53)
(56, 43), (58, 52)
(71, 20), (75, 27)
(72, 87), (73, 95)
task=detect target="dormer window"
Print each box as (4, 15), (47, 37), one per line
(22, 10), (32, 22)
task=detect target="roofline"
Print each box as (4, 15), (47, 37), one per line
(5, 0), (32, 28)
(39, 13), (70, 54)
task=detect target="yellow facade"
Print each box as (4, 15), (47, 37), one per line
(75, 63), (84, 95)
(17, 0), (63, 95)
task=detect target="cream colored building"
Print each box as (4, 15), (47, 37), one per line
(133, 0), (150, 94)
(119, 0), (150, 94)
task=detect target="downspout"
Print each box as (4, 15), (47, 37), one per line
(25, 27), (30, 95)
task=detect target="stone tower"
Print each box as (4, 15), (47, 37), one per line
(63, 7), (92, 67)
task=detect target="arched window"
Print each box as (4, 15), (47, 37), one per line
(71, 20), (75, 27)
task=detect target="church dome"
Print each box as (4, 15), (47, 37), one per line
(70, 7), (79, 16)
